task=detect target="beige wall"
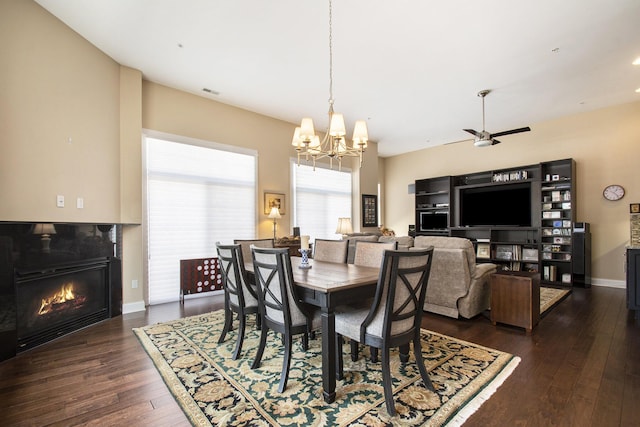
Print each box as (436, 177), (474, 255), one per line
(1, 0), (121, 223)
(384, 100), (640, 284)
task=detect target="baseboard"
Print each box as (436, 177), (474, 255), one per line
(591, 278), (626, 289)
(123, 301), (146, 314)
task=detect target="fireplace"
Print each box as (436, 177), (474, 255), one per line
(15, 258), (115, 351)
(0, 223), (123, 360)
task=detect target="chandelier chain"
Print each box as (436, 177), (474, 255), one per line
(328, 0), (334, 106)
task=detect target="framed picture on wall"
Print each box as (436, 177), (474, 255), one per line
(264, 192), (285, 215)
(362, 194), (378, 227)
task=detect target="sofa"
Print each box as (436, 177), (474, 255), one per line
(343, 233), (414, 264)
(413, 236), (497, 319)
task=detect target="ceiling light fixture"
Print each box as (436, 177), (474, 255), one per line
(632, 57), (640, 65)
(291, 0), (368, 170)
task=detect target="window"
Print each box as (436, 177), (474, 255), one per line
(145, 135), (257, 304)
(291, 161), (352, 241)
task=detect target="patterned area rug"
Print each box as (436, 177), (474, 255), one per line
(540, 287), (571, 315)
(134, 310), (520, 426)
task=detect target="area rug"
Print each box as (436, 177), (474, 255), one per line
(540, 286), (570, 315)
(133, 310), (520, 426)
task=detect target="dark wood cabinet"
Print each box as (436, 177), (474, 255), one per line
(627, 248), (640, 319)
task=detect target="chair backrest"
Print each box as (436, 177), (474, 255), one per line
(234, 238), (274, 266)
(313, 239), (348, 263)
(216, 243), (258, 308)
(251, 247), (308, 328)
(353, 240), (397, 268)
(360, 248), (434, 342)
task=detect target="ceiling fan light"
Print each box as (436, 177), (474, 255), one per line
(474, 138), (492, 148)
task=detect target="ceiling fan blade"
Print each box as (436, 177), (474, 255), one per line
(463, 129), (482, 137)
(491, 139), (501, 145)
(490, 126), (531, 138)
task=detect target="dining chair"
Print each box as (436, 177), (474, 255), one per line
(215, 242), (260, 360)
(353, 240), (397, 268)
(250, 246), (321, 393)
(313, 238), (348, 263)
(334, 247), (435, 416)
(234, 238), (274, 267)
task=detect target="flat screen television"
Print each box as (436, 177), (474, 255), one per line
(460, 182), (532, 227)
(419, 211), (448, 231)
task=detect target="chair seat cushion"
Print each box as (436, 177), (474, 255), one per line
(334, 305), (370, 341)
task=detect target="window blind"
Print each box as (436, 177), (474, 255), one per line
(292, 161), (352, 241)
(146, 137), (256, 305)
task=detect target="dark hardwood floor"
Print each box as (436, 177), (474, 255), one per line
(1, 286), (638, 426)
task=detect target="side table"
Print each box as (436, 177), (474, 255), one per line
(490, 271), (540, 334)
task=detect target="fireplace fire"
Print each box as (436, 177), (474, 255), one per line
(38, 282), (87, 316)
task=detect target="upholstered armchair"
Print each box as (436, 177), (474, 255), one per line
(413, 236), (497, 319)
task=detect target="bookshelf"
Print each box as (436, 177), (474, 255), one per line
(415, 158), (577, 287)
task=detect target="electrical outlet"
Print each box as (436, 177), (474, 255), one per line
(132, 279), (138, 289)
(56, 195), (64, 208)
(77, 197), (84, 209)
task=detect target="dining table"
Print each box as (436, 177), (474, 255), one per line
(246, 256), (380, 404)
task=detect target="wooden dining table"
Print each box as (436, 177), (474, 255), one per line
(246, 257), (380, 403)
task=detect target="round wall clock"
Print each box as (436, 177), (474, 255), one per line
(603, 184), (625, 201)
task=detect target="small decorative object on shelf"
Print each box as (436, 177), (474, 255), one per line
(298, 249), (311, 269)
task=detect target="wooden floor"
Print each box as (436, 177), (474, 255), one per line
(1, 286), (638, 426)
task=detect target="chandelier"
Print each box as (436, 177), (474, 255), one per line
(291, 0), (369, 170)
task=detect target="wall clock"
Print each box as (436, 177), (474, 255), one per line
(603, 184), (625, 201)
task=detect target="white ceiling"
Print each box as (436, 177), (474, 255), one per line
(35, 0), (640, 157)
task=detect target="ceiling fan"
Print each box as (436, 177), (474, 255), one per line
(463, 90), (531, 147)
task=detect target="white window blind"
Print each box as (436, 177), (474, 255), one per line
(146, 136), (256, 305)
(292, 161), (352, 241)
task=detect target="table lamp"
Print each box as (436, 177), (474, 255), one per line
(336, 217), (353, 239)
(33, 223), (56, 253)
(268, 207), (281, 240)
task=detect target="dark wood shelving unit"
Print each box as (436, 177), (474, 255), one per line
(414, 159), (577, 287)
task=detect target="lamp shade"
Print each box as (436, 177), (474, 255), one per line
(299, 118), (315, 142)
(335, 217), (353, 235)
(352, 120), (369, 148)
(329, 113), (346, 137)
(291, 127), (302, 148)
(268, 207), (281, 219)
(33, 223), (56, 236)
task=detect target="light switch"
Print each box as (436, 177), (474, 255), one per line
(77, 197), (84, 209)
(56, 195), (64, 208)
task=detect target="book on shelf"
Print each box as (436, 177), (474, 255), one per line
(495, 244), (522, 261)
(543, 265), (557, 281)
